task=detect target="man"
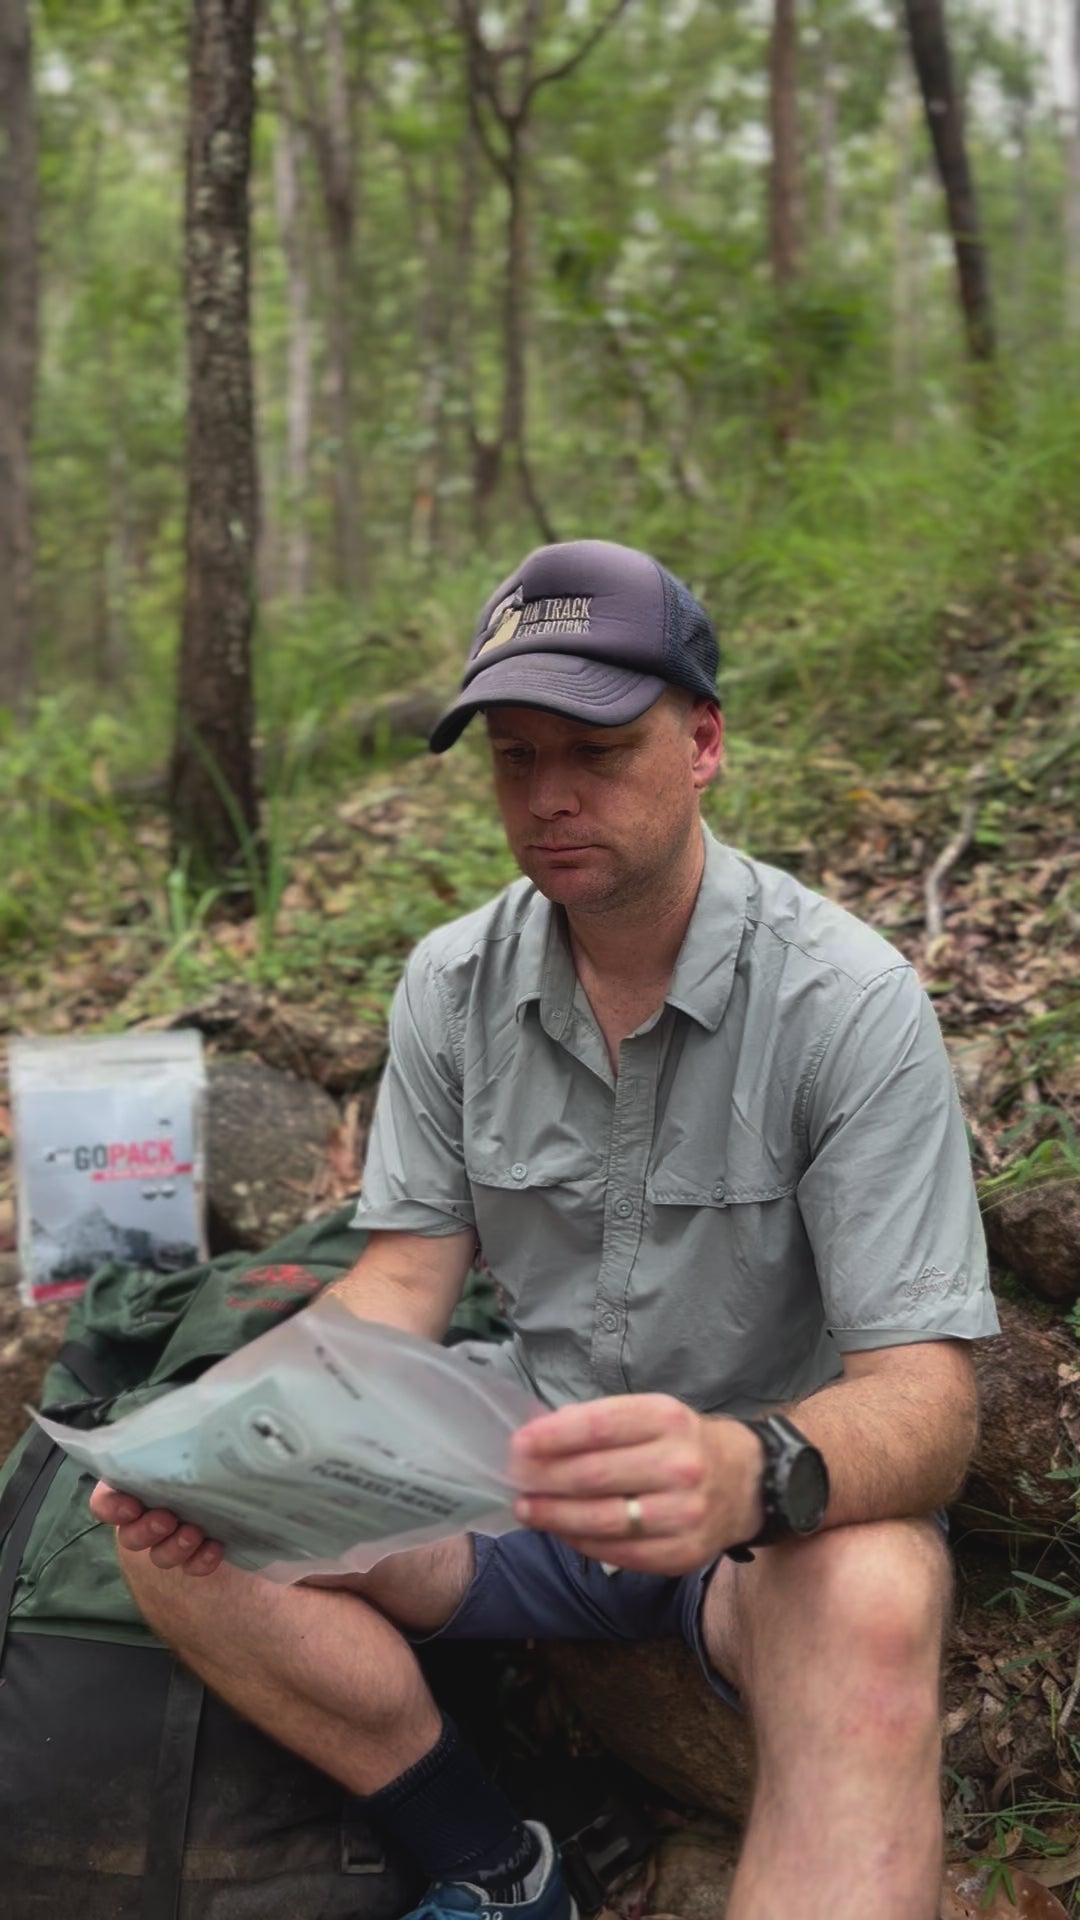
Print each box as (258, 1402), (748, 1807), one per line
(93, 539), (999, 1920)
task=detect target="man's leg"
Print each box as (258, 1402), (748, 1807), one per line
(700, 1517), (950, 1920)
(118, 1537), (469, 1791)
(118, 1539), (563, 1910)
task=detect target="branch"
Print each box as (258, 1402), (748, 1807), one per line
(527, 0), (634, 100)
(924, 794), (978, 953)
(457, 0), (513, 179)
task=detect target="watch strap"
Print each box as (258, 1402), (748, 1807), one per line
(727, 1414), (828, 1560)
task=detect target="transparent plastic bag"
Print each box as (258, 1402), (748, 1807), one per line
(38, 1297), (542, 1581)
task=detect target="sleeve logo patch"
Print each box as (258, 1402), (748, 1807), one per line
(899, 1265), (967, 1305)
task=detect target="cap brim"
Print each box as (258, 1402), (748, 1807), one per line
(428, 652), (668, 753)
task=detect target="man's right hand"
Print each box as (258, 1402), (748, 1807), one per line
(89, 1481), (224, 1576)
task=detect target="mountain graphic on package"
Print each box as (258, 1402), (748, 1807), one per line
(30, 1205), (197, 1286)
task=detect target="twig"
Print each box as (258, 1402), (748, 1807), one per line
(1055, 1634), (1080, 1741)
(924, 796), (978, 952)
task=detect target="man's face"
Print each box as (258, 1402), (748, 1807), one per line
(485, 693), (723, 915)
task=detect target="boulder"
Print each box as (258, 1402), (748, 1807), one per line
(545, 1639), (754, 1823)
(205, 1056), (343, 1252)
(982, 1180), (1080, 1307)
(945, 1035), (1010, 1121)
(960, 1296), (1080, 1544)
(0, 1254), (69, 1461)
(645, 1822), (737, 1919)
(159, 987), (387, 1094)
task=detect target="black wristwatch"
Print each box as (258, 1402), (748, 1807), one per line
(727, 1414), (830, 1561)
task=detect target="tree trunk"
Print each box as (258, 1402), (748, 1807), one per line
(891, 67), (920, 444)
(273, 116), (313, 603)
(767, 0), (805, 445)
(169, 0), (260, 887)
(321, 0), (364, 597)
(769, 0), (803, 289)
(816, 9), (840, 250)
(1066, 0), (1080, 334)
(902, 0), (997, 377)
(0, 0), (38, 714)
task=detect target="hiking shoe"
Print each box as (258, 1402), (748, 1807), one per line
(404, 1824), (577, 1920)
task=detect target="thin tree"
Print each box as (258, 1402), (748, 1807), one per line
(278, 0), (366, 596)
(273, 113), (314, 602)
(0, 0), (38, 713)
(457, 0), (633, 543)
(768, 0), (805, 445)
(901, 0), (997, 391)
(1066, 0), (1080, 333)
(169, 0), (260, 886)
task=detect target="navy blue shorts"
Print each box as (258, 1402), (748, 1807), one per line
(413, 1513), (951, 1714)
(414, 1529), (738, 1706)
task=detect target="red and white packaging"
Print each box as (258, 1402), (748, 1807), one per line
(10, 1031), (207, 1306)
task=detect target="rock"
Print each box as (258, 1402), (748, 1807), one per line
(206, 1056), (341, 1252)
(960, 1296), (1080, 1544)
(982, 1180), (1080, 1307)
(645, 1822), (737, 1920)
(0, 1254), (69, 1461)
(158, 988), (387, 1094)
(945, 1035), (1009, 1121)
(545, 1639), (754, 1823)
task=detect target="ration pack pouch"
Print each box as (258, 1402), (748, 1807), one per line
(9, 1031), (207, 1307)
(39, 1299), (542, 1581)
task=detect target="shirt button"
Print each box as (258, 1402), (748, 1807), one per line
(600, 1310), (619, 1333)
(614, 1197), (633, 1219)
(511, 1163), (528, 1181)
(712, 1182), (727, 1201)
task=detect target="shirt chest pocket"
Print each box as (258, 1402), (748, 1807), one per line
(464, 1141), (605, 1304)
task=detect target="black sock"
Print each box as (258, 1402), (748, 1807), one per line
(364, 1715), (542, 1899)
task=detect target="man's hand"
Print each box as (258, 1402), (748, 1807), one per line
(88, 1482), (223, 1577)
(509, 1394), (764, 1575)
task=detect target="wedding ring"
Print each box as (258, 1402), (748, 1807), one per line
(626, 1496), (646, 1539)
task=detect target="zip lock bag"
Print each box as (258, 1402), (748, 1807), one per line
(38, 1298), (541, 1580)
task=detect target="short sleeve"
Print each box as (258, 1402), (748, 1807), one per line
(796, 966), (999, 1351)
(352, 945), (476, 1238)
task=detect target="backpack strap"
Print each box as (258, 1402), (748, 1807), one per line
(0, 1430), (66, 1659)
(56, 1338), (119, 1402)
(141, 1659), (204, 1920)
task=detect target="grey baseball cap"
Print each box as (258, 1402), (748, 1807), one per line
(429, 538), (720, 753)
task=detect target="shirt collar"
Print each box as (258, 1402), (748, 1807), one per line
(513, 823), (750, 1036)
(514, 889), (576, 1039)
(665, 825), (751, 1031)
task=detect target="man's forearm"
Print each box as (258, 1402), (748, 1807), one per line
(326, 1267), (451, 1340)
(783, 1346), (979, 1530)
(325, 1228), (476, 1343)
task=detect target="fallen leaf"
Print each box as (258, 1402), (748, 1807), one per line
(940, 1863), (1069, 1917)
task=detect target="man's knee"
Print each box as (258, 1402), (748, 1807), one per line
(784, 1518), (951, 1677)
(707, 1517), (950, 1706)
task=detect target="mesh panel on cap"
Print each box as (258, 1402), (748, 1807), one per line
(659, 566), (721, 699)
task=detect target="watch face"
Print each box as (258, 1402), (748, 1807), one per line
(787, 1448), (830, 1532)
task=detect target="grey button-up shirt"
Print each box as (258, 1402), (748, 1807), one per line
(355, 827), (998, 1415)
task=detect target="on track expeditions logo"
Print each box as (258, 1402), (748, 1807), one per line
(476, 584), (594, 659)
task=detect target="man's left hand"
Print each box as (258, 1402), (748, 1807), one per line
(510, 1393), (764, 1574)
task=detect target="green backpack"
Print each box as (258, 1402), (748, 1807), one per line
(0, 1206), (505, 1920)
